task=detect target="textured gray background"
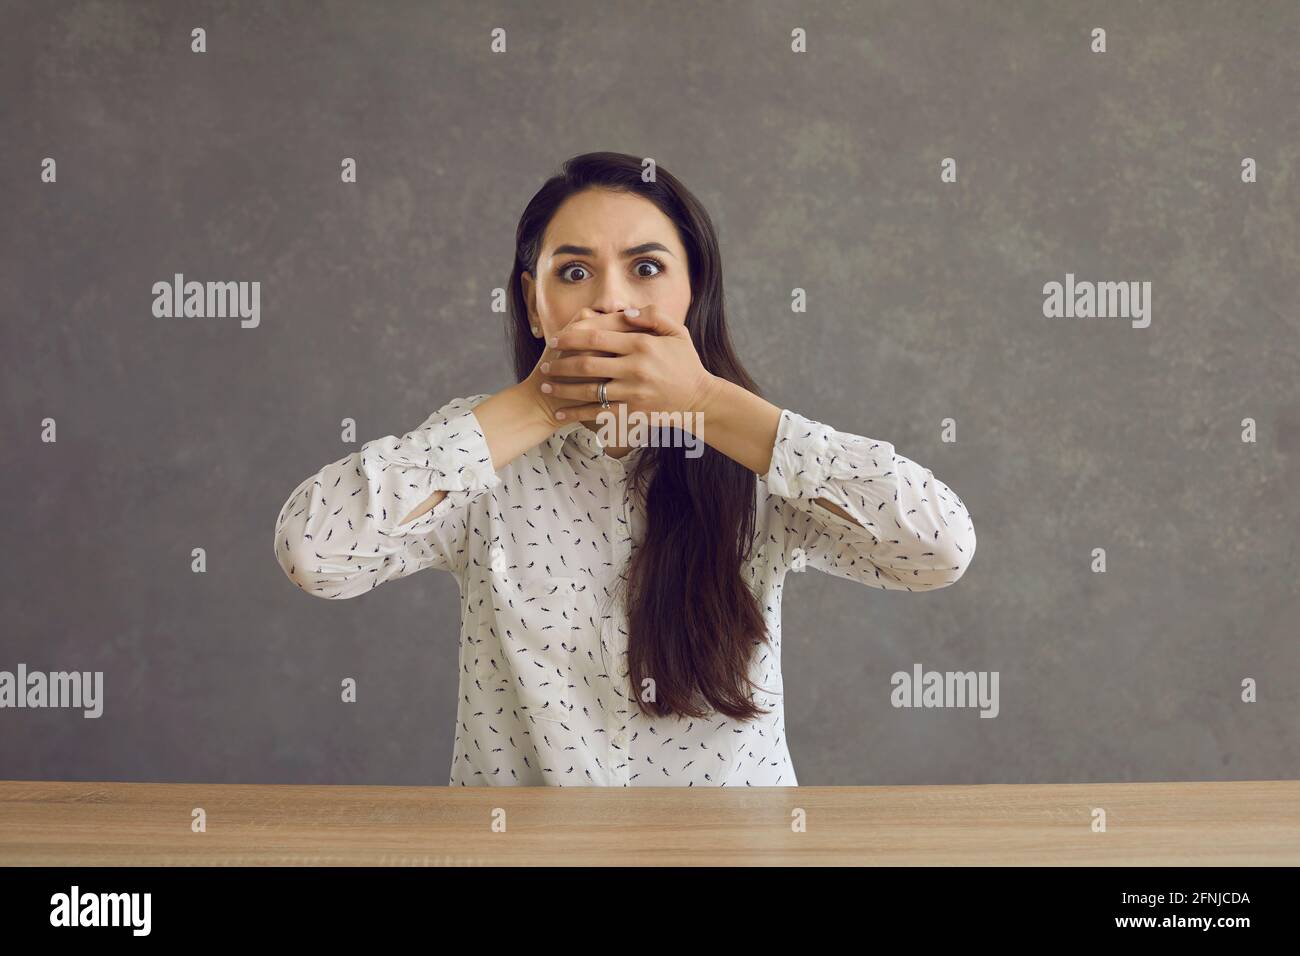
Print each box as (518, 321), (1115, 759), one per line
(2, 0), (1297, 787)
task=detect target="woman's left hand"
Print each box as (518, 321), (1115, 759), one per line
(539, 305), (718, 422)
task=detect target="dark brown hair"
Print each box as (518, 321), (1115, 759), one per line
(506, 151), (771, 721)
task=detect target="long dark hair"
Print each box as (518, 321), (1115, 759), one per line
(506, 151), (771, 721)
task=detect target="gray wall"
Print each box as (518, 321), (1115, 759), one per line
(2, 0), (1297, 787)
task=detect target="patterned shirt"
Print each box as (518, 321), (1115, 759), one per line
(273, 394), (976, 786)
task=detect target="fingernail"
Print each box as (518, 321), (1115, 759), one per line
(541, 382), (553, 393)
(547, 336), (558, 348)
(556, 411), (566, 420)
(540, 361), (550, 372)
(625, 307), (640, 317)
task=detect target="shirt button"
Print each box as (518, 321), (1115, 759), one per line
(613, 732), (628, 747)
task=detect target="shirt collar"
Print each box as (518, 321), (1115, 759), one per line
(548, 420), (647, 465)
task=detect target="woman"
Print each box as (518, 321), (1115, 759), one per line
(273, 151), (976, 786)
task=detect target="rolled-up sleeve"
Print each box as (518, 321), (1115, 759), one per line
(273, 393), (498, 598)
(763, 408), (975, 591)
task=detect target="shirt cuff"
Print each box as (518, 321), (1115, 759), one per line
(764, 408), (896, 501)
(376, 398), (500, 533)
(434, 404), (500, 493)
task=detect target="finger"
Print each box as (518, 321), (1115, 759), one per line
(542, 379), (619, 403)
(532, 342), (570, 374)
(559, 308), (644, 338)
(557, 403), (623, 423)
(543, 354), (623, 379)
(623, 304), (680, 335)
(540, 395), (589, 423)
(553, 325), (642, 354)
(576, 306), (643, 325)
(565, 306), (609, 329)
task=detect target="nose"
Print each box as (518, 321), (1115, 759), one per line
(590, 274), (631, 314)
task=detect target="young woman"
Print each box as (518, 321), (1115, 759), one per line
(273, 151), (976, 787)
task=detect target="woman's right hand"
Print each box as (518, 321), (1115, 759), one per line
(524, 308), (644, 429)
(404, 310), (648, 521)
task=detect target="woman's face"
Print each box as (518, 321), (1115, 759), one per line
(522, 187), (692, 340)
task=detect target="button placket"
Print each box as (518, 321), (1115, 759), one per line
(607, 462), (635, 783)
(611, 467), (633, 681)
(581, 445), (638, 784)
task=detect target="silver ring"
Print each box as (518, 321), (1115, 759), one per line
(598, 381), (610, 408)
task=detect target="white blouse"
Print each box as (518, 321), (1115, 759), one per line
(273, 394), (976, 786)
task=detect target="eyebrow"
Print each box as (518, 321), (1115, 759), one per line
(550, 241), (675, 259)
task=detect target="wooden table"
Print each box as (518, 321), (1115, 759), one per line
(1, 779), (1297, 865)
